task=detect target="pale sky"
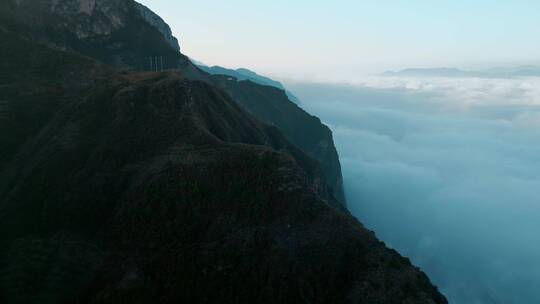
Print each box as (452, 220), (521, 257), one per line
(138, 0), (540, 80)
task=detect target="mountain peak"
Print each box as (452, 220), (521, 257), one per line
(133, 1), (180, 51)
(2, 0), (183, 70)
(383, 68), (468, 77)
(383, 66), (540, 78)
(8, 0), (180, 51)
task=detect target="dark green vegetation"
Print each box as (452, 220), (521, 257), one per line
(1, 0), (345, 207)
(0, 1), (447, 303)
(210, 77), (346, 205)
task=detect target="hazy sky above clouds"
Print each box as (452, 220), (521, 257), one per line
(138, 0), (540, 79)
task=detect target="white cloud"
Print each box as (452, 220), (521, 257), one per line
(353, 76), (540, 108)
(287, 77), (540, 304)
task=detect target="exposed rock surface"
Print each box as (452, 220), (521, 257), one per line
(5, 0), (130, 39)
(1, 0), (181, 69)
(133, 2), (180, 52)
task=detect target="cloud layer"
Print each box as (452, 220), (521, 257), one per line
(287, 77), (540, 304)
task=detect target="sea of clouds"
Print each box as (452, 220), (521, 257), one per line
(287, 76), (540, 304)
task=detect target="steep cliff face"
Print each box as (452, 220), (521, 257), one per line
(4, 0), (130, 39)
(1, 0), (182, 69)
(210, 76), (346, 206)
(134, 2), (180, 51)
(0, 28), (446, 304)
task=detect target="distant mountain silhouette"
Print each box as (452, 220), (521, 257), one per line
(198, 65), (301, 104)
(383, 68), (469, 77)
(384, 66), (540, 78)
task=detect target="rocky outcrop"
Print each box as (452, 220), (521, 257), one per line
(1, 0), (182, 69)
(0, 29), (446, 304)
(7, 0), (130, 38)
(134, 2), (180, 51)
(7, 0), (180, 51)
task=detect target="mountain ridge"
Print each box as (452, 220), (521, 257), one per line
(197, 64), (302, 104)
(1, 0), (346, 207)
(383, 66), (540, 78)
(0, 1), (447, 303)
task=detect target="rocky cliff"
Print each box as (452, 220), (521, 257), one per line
(0, 1), (447, 303)
(1, 0), (183, 69)
(133, 2), (180, 51)
(208, 76), (346, 206)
